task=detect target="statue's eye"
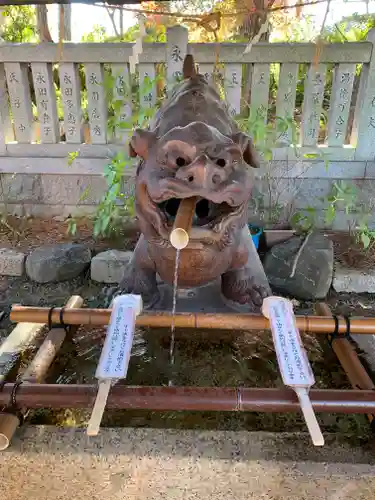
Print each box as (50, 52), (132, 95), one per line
(176, 157), (187, 167)
(216, 158), (226, 167)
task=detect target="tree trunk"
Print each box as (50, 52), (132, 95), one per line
(105, 5), (120, 37)
(237, 0), (275, 41)
(36, 5), (54, 43)
(59, 4), (72, 41)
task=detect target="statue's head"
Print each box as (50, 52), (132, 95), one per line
(130, 120), (259, 246)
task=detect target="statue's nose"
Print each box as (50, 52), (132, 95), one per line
(176, 158), (226, 189)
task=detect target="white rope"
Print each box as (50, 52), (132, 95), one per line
(129, 14), (146, 74)
(243, 16), (269, 54)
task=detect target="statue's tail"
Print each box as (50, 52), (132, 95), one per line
(183, 54), (197, 79)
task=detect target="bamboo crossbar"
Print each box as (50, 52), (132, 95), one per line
(9, 306), (375, 334)
(1, 384), (375, 413)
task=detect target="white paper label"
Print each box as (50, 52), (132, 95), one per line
(96, 295), (141, 380)
(267, 298), (315, 388)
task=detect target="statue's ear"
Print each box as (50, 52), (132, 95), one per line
(129, 129), (156, 160)
(231, 132), (260, 168)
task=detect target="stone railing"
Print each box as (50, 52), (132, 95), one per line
(0, 26), (375, 227)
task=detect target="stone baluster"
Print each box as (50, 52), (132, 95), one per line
(224, 63), (242, 117)
(198, 63), (214, 82)
(327, 63), (356, 147)
(276, 63), (299, 145)
(111, 63), (132, 142)
(353, 28), (375, 160)
(31, 63), (59, 144)
(139, 63), (157, 110)
(166, 25), (188, 94)
(250, 63), (270, 124)
(59, 63), (82, 144)
(0, 63), (14, 154)
(4, 62), (33, 144)
(301, 64), (326, 147)
(85, 63), (107, 145)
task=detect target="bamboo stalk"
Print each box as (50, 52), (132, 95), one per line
(22, 295), (84, 382)
(169, 197), (198, 249)
(315, 302), (375, 424)
(0, 295), (84, 451)
(0, 414), (20, 451)
(9, 306), (375, 334)
(1, 383), (375, 414)
(0, 323), (46, 386)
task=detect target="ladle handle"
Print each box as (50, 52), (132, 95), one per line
(169, 197), (198, 249)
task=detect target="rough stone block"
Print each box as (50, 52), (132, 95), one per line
(26, 244), (91, 283)
(333, 266), (375, 293)
(0, 248), (25, 276)
(91, 250), (133, 283)
(263, 232), (333, 300)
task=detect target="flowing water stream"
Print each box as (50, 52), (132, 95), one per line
(168, 248), (180, 386)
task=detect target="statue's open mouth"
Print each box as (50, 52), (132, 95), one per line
(158, 198), (235, 228)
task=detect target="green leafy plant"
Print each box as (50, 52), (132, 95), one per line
(353, 215), (375, 250)
(92, 151), (135, 238)
(323, 180), (357, 227)
(67, 151), (79, 166)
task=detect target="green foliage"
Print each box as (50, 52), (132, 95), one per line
(87, 22), (167, 43)
(1, 6), (37, 43)
(92, 151), (135, 238)
(290, 180), (375, 248)
(67, 151), (79, 166)
(355, 218), (375, 250)
(322, 14), (375, 43)
(67, 70), (161, 238)
(240, 111), (297, 161)
(81, 24), (107, 42)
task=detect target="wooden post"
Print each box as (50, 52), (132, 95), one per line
(4, 62), (33, 144)
(224, 63), (242, 117)
(353, 28), (375, 159)
(31, 62), (60, 144)
(59, 62), (82, 144)
(166, 26), (188, 93)
(276, 63), (299, 145)
(85, 63), (107, 144)
(0, 295), (84, 450)
(249, 63), (270, 124)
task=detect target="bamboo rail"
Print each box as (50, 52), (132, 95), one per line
(315, 302), (375, 424)
(10, 306), (375, 334)
(1, 384), (375, 413)
(0, 295), (84, 451)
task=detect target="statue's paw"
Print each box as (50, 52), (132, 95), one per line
(222, 271), (269, 311)
(240, 283), (269, 309)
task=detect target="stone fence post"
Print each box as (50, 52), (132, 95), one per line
(354, 28), (375, 160)
(166, 26), (188, 93)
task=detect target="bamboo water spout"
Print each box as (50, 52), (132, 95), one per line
(169, 197), (198, 249)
